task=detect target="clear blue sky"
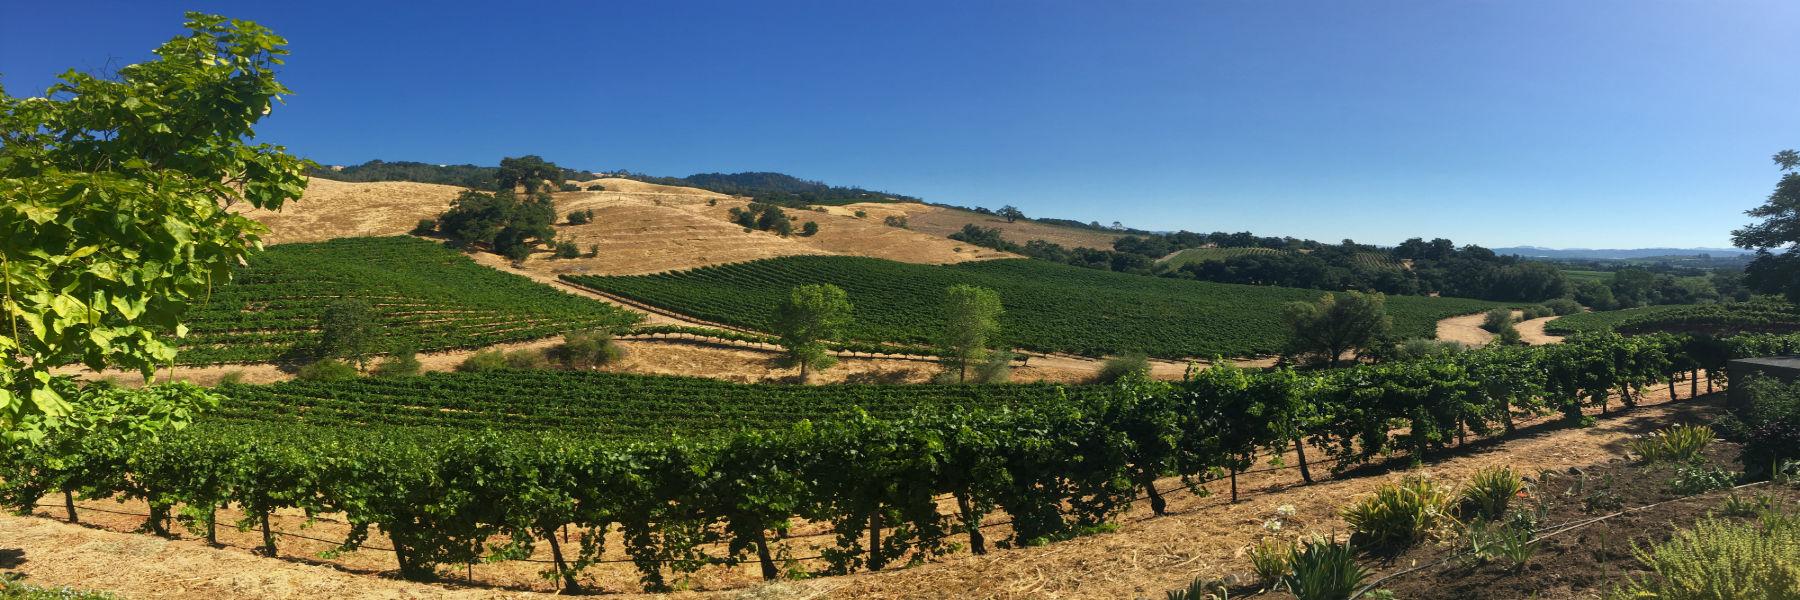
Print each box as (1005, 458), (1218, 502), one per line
(3, 1), (1795, 248)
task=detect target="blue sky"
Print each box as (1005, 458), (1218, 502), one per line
(3, 1), (1795, 248)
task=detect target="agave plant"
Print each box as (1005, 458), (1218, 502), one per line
(1281, 537), (1369, 600)
(1459, 466), (1526, 521)
(1343, 475), (1456, 548)
(1627, 424), (1714, 464)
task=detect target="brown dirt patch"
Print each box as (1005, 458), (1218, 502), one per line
(1436, 310), (1562, 348)
(1518, 315), (1564, 345)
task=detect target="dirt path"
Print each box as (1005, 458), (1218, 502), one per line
(1, 384), (1722, 599)
(1436, 310), (1564, 347)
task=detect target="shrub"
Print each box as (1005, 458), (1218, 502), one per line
(1720, 378), (1800, 480)
(1480, 308), (1515, 332)
(567, 209), (592, 225)
(585, 184), (604, 191)
(1249, 538), (1292, 587)
(1459, 466), (1525, 521)
(585, 244), (600, 258)
(558, 182), (580, 192)
(883, 215), (908, 228)
(503, 349), (549, 370)
(410, 218), (437, 235)
(1544, 298), (1584, 316)
(1609, 516), (1800, 599)
(707, 198), (717, 206)
(1719, 493), (1778, 518)
(457, 349), (508, 372)
(1281, 537), (1369, 600)
(801, 221), (819, 236)
(554, 331), (624, 369)
(1343, 475), (1456, 548)
(973, 349), (1013, 384)
(1493, 320), (1524, 345)
(554, 240), (581, 259)
(1521, 305), (1556, 320)
(1093, 352), (1150, 384)
(1629, 425), (1715, 464)
(854, 210), (867, 218)
(1668, 463), (1737, 495)
(372, 348), (421, 377)
(216, 370), (246, 386)
(296, 359), (358, 382)
(1390, 338), (1465, 361)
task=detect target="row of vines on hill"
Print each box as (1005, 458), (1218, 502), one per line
(564, 255), (1504, 358)
(1, 331), (1791, 590)
(177, 236), (638, 364)
(1544, 299), (1800, 336)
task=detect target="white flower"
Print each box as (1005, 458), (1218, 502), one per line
(1275, 504), (1297, 517)
(1262, 518), (1283, 531)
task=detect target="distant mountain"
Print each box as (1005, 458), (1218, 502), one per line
(1493, 246), (1755, 260)
(605, 170), (919, 206)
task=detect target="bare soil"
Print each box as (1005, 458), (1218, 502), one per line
(0, 381), (1726, 599)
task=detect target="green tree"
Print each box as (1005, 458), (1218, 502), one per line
(800, 221), (820, 236)
(496, 155), (562, 194)
(0, 13), (309, 436)
(940, 285), (1004, 383)
(998, 205), (1025, 223)
(772, 284), (853, 380)
(318, 298), (378, 370)
(436, 189), (555, 260)
(1737, 149), (1800, 303)
(1281, 291), (1391, 368)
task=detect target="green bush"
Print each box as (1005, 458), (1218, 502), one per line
(567, 209), (592, 225)
(503, 349), (549, 370)
(1720, 378), (1800, 480)
(1521, 305), (1557, 320)
(800, 221), (819, 236)
(372, 348), (421, 377)
(1390, 338), (1465, 361)
(457, 349), (508, 372)
(1544, 298), (1584, 316)
(585, 184), (605, 191)
(410, 218), (436, 235)
(1343, 475), (1456, 548)
(216, 370), (246, 386)
(554, 240), (581, 259)
(1494, 320), (1524, 345)
(1668, 463), (1737, 495)
(554, 331), (624, 369)
(296, 359), (358, 382)
(1281, 537), (1369, 600)
(1481, 308), (1515, 332)
(1459, 466), (1525, 521)
(1093, 352), (1150, 384)
(1609, 516), (1800, 599)
(559, 182), (580, 192)
(1629, 425), (1715, 464)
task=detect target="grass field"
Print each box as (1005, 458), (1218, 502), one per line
(1544, 301), (1800, 335)
(566, 256), (1504, 358)
(177, 236), (638, 364)
(210, 370), (1102, 440)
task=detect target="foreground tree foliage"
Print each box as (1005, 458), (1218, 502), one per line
(0, 13), (308, 437)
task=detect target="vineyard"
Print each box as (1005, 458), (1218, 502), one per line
(1156, 246), (1281, 268)
(1545, 300), (1800, 336)
(176, 237), (639, 364)
(10, 328), (1798, 591)
(210, 370), (1103, 440)
(565, 256), (1504, 358)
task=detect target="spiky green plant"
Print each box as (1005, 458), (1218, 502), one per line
(1343, 475), (1457, 548)
(1281, 538), (1368, 600)
(1628, 425), (1715, 464)
(1460, 466), (1526, 521)
(1249, 538), (1292, 588)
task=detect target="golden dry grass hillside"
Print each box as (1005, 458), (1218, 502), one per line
(827, 201), (1126, 250)
(244, 176), (1013, 276)
(235, 177), (466, 244)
